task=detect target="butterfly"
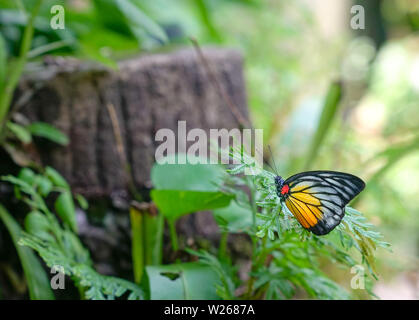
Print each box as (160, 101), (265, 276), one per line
(274, 171), (365, 235)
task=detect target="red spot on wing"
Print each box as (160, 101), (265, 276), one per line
(281, 184), (289, 195)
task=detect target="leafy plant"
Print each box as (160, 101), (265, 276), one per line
(1, 168), (144, 300)
(0, 204), (54, 299)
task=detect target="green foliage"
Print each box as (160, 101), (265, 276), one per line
(19, 234), (143, 300)
(151, 190), (234, 221)
(130, 203), (164, 285)
(146, 262), (221, 300)
(149, 147), (388, 299)
(304, 81), (342, 170)
(151, 154), (233, 219)
(0, 1), (70, 175)
(44, 166), (69, 189)
(0, 204), (54, 300)
(218, 146), (390, 299)
(151, 154), (234, 250)
(338, 207), (390, 277)
(213, 200), (253, 233)
(6, 121), (32, 144)
(0, 0), (170, 67)
(2, 168), (144, 300)
(27, 122), (69, 146)
(54, 191), (77, 232)
(0, 0), (42, 122)
(112, 0), (168, 46)
(186, 249), (236, 300)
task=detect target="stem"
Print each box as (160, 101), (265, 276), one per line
(190, 37), (250, 128)
(218, 230), (228, 260)
(0, 0), (43, 126)
(245, 235), (268, 299)
(105, 102), (142, 201)
(168, 219), (179, 252)
(244, 175), (265, 299)
(246, 176), (257, 229)
(130, 206), (144, 284)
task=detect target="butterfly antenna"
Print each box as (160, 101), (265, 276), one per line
(253, 144), (275, 173)
(268, 145), (279, 176)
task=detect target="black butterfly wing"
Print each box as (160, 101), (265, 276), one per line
(283, 171), (365, 235)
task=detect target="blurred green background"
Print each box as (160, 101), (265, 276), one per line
(1, 0), (418, 298)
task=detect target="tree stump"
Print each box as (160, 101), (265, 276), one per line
(19, 47), (249, 197)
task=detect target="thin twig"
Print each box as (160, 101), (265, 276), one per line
(27, 39), (73, 59)
(190, 37), (250, 128)
(105, 103), (127, 165)
(105, 102), (141, 200)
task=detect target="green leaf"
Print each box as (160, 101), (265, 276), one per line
(213, 200), (253, 233)
(6, 121), (32, 144)
(151, 154), (232, 220)
(304, 81), (342, 169)
(27, 122), (69, 146)
(186, 249), (236, 299)
(17, 168), (36, 185)
(75, 194), (89, 210)
(0, 204), (55, 300)
(151, 189), (234, 221)
(54, 191), (77, 232)
(115, 0), (168, 45)
(33, 174), (53, 196)
(151, 154), (225, 191)
(194, 0), (222, 42)
(146, 262), (221, 300)
(24, 211), (54, 242)
(45, 166), (69, 189)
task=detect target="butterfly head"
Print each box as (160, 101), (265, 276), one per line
(274, 176), (288, 199)
(274, 175), (284, 187)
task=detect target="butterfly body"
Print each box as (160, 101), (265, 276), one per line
(275, 176), (290, 199)
(274, 171), (365, 236)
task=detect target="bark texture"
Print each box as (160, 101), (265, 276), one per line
(19, 47), (249, 197)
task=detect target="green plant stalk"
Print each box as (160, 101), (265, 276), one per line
(168, 219), (179, 252)
(244, 176), (268, 299)
(304, 81), (342, 170)
(194, 0), (222, 42)
(130, 207), (144, 284)
(144, 213), (164, 265)
(218, 230), (228, 260)
(245, 235), (268, 299)
(0, 0), (43, 126)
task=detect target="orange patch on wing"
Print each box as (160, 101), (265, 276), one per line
(296, 201), (318, 227)
(286, 198), (320, 228)
(285, 198), (310, 228)
(290, 184), (309, 193)
(291, 192), (321, 206)
(307, 204), (323, 219)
